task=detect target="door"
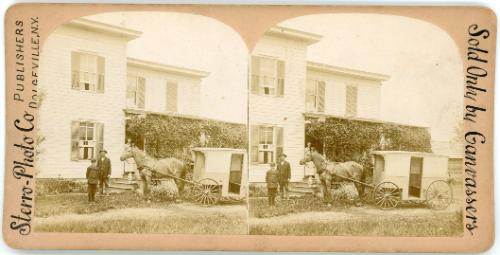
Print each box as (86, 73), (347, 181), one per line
(228, 153), (243, 194)
(408, 157), (423, 197)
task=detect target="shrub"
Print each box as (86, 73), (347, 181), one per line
(36, 178), (86, 196)
(248, 183), (268, 197)
(150, 179), (179, 202)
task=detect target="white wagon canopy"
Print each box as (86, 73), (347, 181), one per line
(191, 148), (248, 201)
(370, 151), (452, 209)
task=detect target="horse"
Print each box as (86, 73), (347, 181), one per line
(300, 150), (365, 203)
(120, 146), (187, 198)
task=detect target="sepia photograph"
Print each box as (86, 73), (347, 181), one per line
(247, 13), (464, 237)
(3, 3), (496, 252)
(33, 12), (249, 234)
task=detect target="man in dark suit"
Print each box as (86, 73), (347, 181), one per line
(265, 162), (279, 206)
(277, 153), (291, 199)
(97, 149), (111, 195)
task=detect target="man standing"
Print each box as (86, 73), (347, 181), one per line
(97, 149), (111, 195)
(86, 159), (99, 202)
(277, 153), (291, 199)
(265, 162), (279, 206)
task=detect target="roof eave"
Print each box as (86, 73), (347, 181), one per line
(127, 57), (210, 78)
(65, 18), (142, 41)
(266, 26), (322, 45)
(307, 62), (390, 82)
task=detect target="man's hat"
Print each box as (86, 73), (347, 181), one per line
(90, 158), (97, 163)
(100, 149), (108, 153)
(280, 153), (287, 158)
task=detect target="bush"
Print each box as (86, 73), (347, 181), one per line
(36, 178), (86, 196)
(150, 179), (178, 202)
(248, 183), (268, 197)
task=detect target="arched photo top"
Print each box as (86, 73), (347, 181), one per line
(251, 13), (463, 149)
(37, 11), (249, 181)
(41, 11), (249, 124)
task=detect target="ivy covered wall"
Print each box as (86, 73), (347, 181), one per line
(305, 117), (432, 163)
(126, 114), (247, 159)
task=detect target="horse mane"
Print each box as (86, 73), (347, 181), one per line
(131, 147), (155, 168)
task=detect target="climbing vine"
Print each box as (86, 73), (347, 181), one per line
(305, 117), (432, 163)
(126, 114), (247, 159)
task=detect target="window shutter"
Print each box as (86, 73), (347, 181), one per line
(137, 77), (146, 109)
(95, 122), (104, 159)
(317, 81), (326, 112)
(166, 82), (178, 112)
(250, 125), (259, 163)
(277, 60), (285, 96)
(70, 121), (80, 161)
(250, 56), (260, 94)
(71, 52), (80, 90)
(97, 56), (105, 93)
(275, 127), (284, 162)
(346, 85), (358, 116)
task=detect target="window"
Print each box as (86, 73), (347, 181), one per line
(306, 79), (326, 112)
(346, 85), (358, 116)
(126, 76), (146, 109)
(251, 56), (284, 96)
(166, 81), (178, 112)
(250, 125), (283, 164)
(71, 51), (105, 93)
(71, 121), (103, 161)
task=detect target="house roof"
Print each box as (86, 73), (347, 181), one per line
(65, 18), (142, 41)
(123, 108), (244, 126)
(191, 147), (246, 153)
(303, 112), (429, 129)
(265, 26), (322, 45)
(371, 150), (448, 158)
(127, 57), (210, 78)
(307, 61), (390, 82)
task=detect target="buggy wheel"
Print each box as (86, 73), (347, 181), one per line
(426, 180), (453, 210)
(192, 178), (221, 206)
(374, 182), (401, 209)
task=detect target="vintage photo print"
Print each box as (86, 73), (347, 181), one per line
(3, 4), (495, 252)
(33, 11), (249, 234)
(248, 14), (465, 237)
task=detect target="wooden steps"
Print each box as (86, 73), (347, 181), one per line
(108, 178), (138, 193)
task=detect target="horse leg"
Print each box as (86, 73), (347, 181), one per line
(324, 178), (332, 204)
(140, 169), (152, 200)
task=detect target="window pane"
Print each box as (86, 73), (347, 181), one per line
(259, 127), (273, 144)
(259, 58), (276, 77)
(87, 127), (94, 141)
(79, 127), (86, 140)
(306, 95), (316, 109)
(306, 80), (316, 95)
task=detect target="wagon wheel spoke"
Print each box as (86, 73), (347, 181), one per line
(426, 180), (452, 210)
(374, 182), (401, 209)
(191, 178), (220, 206)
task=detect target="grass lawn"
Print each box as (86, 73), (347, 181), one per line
(249, 196), (463, 237)
(34, 192), (247, 234)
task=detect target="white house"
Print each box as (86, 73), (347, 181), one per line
(249, 26), (389, 182)
(37, 18), (210, 178)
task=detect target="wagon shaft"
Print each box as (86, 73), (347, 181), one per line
(332, 173), (375, 188)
